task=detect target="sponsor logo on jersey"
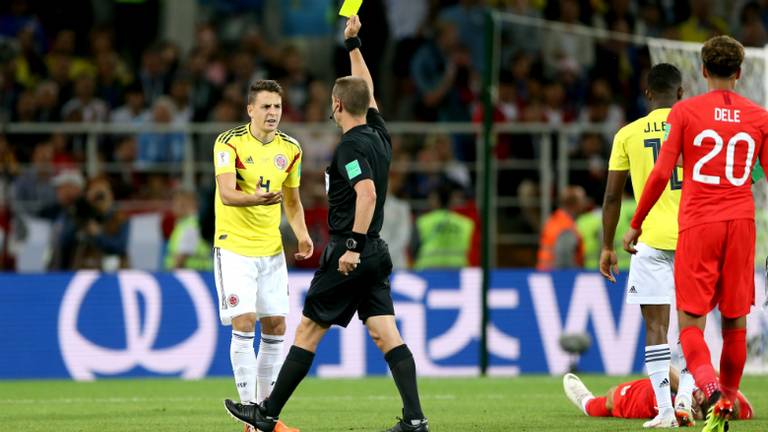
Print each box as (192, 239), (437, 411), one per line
(245, 156), (254, 164)
(629, 286), (637, 294)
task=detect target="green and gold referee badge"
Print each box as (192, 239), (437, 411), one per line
(345, 160), (362, 179)
(339, 0), (363, 17)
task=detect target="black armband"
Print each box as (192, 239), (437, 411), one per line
(345, 231), (367, 253)
(344, 36), (362, 52)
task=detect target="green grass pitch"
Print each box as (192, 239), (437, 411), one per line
(1, 375), (767, 431)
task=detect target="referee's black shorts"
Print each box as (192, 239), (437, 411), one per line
(303, 236), (395, 327)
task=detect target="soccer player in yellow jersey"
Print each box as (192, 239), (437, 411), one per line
(600, 64), (695, 429)
(213, 80), (312, 432)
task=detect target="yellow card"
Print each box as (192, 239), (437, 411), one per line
(339, 0), (363, 17)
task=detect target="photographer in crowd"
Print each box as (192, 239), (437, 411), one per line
(70, 176), (129, 270)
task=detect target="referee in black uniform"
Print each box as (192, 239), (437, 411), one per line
(225, 15), (428, 432)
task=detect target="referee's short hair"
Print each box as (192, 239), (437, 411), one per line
(647, 63), (682, 96)
(333, 76), (370, 116)
(248, 80), (283, 104)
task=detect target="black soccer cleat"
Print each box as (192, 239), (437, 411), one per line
(223, 399), (277, 432)
(385, 417), (429, 432)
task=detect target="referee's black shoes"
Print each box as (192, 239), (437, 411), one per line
(386, 417), (429, 432)
(224, 399), (277, 432)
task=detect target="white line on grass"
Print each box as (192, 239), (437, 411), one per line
(0, 393), (502, 405)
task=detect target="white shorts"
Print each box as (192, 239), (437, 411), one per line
(213, 247), (289, 325)
(625, 242), (675, 305)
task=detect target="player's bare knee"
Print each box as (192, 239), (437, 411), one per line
(366, 324), (403, 352)
(294, 316), (328, 352)
(645, 321), (668, 345)
(260, 315), (287, 335)
(232, 313), (258, 333)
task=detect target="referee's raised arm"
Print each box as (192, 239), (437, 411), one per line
(344, 15), (378, 111)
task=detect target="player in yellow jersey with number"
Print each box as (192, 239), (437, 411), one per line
(597, 64), (694, 428)
(213, 80), (311, 432)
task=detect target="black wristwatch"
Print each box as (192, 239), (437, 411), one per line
(346, 232), (366, 253)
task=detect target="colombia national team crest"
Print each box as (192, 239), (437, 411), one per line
(228, 294), (239, 308)
(274, 154), (288, 170)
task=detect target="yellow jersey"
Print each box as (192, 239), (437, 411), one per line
(213, 124), (302, 257)
(608, 108), (681, 250)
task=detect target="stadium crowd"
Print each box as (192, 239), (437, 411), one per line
(0, 0), (766, 270)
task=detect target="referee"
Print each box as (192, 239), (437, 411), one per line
(225, 15), (428, 432)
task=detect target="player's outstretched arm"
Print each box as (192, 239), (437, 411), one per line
(345, 15), (378, 111)
(600, 170), (629, 282)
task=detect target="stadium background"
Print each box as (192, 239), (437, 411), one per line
(2, 1), (768, 428)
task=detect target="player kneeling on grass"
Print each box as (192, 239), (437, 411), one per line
(563, 370), (753, 425)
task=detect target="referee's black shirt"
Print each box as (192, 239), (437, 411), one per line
(327, 108), (391, 237)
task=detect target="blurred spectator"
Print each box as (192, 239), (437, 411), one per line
(536, 185), (586, 270)
(138, 44), (170, 105)
(169, 75), (193, 123)
(109, 135), (139, 200)
(505, 179), (541, 235)
(410, 133), (467, 199)
(45, 29), (93, 79)
(94, 52), (127, 108)
(278, 44), (312, 117)
(738, 1), (768, 47)
(410, 21), (474, 122)
(34, 80), (60, 122)
(636, 1), (668, 37)
(542, 80), (575, 125)
(437, 0), (487, 70)
(571, 133), (608, 204)
(49, 133), (76, 170)
(137, 96), (185, 166)
(0, 134), (19, 208)
(72, 176), (128, 270)
(13, 89), (36, 121)
(380, 171), (412, 269)
(575, 201), (600, 270)
(412, 180), (474, 270)
(270, 0), (335, 79)
(385, 0), (428, 44)
(110, 81), (147, 124)
(61, 72), (109, 122)
(541, 0), (595, 78)
(46, 52), (74, 103)
(14, 24), (46, 88)
(500, 0), (542, 57)
(192, 24), (227, 86)
(578, 79), (625, 142)
(184, 48), (221, 121)
(386, 0), (428, 120)
(10, 141), (56, 218)
(677, 0), (729, 42)
(44, 169), (84, 270)
(291, 101), (337, 170)
(164, 189), (212, 270)
(0, 0), (46, 50)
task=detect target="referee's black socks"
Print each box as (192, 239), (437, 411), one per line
(264, 345), (315, 417)
(385, 344), (425, 421)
